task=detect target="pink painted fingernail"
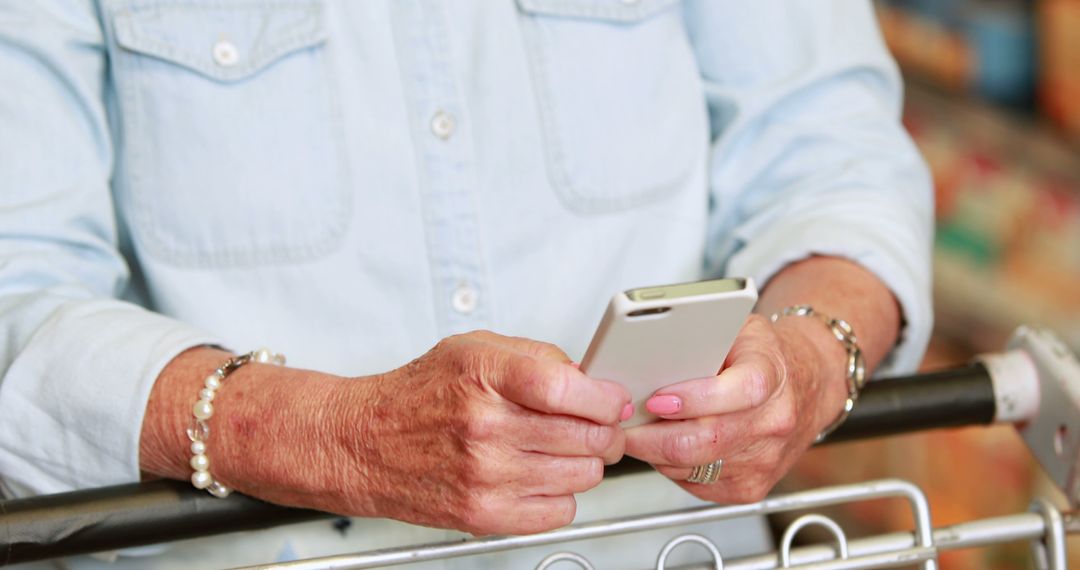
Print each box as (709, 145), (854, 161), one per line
(620, 403), (634, 421)
(646, 395), (682, 416)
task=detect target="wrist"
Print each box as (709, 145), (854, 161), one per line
(177, 354), (364, 514)
(141, 346), (235, 481)
(141, 346), (386, 515)
(313, 372), (383, 516)
(771, 316), (851, 428)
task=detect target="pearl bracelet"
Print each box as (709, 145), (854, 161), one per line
(187, 348), (285, 497)
(770, 305), (866, 444)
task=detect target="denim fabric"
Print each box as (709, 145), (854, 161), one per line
(0, 1), (932, 567)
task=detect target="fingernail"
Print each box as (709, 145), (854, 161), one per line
(620, 403), (634, 421)
(646, 395), (682, 416)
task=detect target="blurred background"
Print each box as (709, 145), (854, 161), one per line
(782, 0), (1080, 567)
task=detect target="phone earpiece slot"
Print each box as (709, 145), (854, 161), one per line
(627, 307), (672, 318)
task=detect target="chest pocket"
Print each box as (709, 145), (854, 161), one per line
(516, 0), (708, 214)
(108, 0), (349, 267)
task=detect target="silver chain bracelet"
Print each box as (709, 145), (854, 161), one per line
(770, 305), (866, 443)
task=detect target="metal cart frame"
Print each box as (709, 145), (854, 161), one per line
(241, 479), (1071, 570)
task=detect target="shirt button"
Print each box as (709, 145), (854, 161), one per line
(430, 111), (456, 140)
(212, 40), (240, 67)
(451, 283), (478, 314)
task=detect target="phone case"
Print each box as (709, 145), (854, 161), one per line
(580, 278), (758, 428)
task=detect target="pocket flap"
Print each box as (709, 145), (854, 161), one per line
(516, 0), (679, 23)
(113, 1), (327, 82)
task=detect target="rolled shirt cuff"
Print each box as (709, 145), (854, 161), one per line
(725, 190), (933, 376)
(0, 298), (223, 497)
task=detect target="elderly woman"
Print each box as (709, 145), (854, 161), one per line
(0, 0), (931, 567)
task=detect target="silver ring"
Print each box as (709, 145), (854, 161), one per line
(686, 459), (723, 484)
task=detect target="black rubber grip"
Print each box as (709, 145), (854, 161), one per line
(824, 362), (996, 443)
(0, 480), (325, 566)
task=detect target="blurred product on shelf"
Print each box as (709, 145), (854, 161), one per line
(1039, 0), (1080, 136)
(877, 0), (1080, 139)
(969, 2), (1036, 105)
(876, 0), (973, 92)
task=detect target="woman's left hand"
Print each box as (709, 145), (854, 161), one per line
(623, 313), (849, 503)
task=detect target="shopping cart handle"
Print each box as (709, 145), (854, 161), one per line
(0, 363), (1009, 565)
(824, 362), (996, 443)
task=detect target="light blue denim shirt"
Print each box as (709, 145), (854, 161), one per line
(0, 0), (933, 567)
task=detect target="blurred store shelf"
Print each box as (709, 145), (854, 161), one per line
(901, 80), (1080, 354)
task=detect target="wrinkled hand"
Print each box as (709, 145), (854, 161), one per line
(624, 314), (847, 503)
(339, 331), (631, 535)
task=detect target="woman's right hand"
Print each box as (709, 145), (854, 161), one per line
(329, 331), (631, 535)
(142, 332), (629, 536)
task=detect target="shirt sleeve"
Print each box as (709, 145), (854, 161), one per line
(686, 1), (935, 375)
(0, 2), (222, 497)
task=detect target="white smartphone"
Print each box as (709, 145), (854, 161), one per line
(580, 277), (758, 427)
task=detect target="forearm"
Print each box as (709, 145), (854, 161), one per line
(139, 346), (361, 511)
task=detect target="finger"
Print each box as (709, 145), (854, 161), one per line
(653, 463), (779, 504)
(508, 495), (578, 535)
(518, 454), (605, 495)
(491, 355), (631, 425)
(464, 494), (577, 536)
(512, 410), (626, 463)
(624, 417), (728, 467)
(644, 357), (781, 419)
(653, 463), (698, 482)
(649, 427), (778, 479)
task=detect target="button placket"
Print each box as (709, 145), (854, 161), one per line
(390, 1), (491, 335)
